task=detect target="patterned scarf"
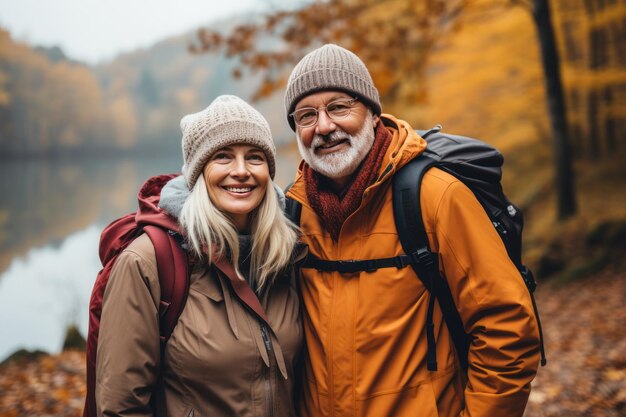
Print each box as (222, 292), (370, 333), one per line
(303, 122), (392, 241)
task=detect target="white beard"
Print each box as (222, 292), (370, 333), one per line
(296, 112), (376, 180)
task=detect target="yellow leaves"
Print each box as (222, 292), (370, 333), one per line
(604, 367), (626, 382)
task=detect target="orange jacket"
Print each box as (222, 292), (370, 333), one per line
(286, 115), (540, 417)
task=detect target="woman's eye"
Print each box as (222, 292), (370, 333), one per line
(248, 153), (266, 162)
(212, 152), (231, 160)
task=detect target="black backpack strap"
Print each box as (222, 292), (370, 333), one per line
(302, 252), (414, 273)
(393, 155), (471, 372)
(520, 266), (548, 366)
(284, 181), (302, 226)
(143, 226), (190, 352)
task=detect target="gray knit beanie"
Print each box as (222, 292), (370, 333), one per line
(284, 44), (381, 131)
(181, 95), (276, 189)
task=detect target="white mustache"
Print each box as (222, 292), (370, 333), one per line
(311, 131), (352, 150)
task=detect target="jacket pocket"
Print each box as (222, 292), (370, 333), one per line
(356, 382), (440, 417)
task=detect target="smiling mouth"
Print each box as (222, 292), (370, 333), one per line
(316, 139), (349, 152)
(223, 186), (255, 194)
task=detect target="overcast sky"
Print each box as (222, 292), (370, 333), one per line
(0, 0), (297, 64)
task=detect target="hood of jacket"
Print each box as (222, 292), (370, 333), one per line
(158, 174), (189, 220)
(135, 173), (182, 233)
(98, 174), (181, 266)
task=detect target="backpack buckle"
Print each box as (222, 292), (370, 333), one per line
(410, 248), (434, 268)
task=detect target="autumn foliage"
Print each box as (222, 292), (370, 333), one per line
(0, 351), (85, 417)
(192, 0), (626, 222)
(0, 30), (104, 156)
(191, 0), (471, 103)
(1, 1), (625, 415)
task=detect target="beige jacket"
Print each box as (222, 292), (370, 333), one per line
(96, 234), (304, 417)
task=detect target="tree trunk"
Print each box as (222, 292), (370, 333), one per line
(587, 90), (600, 159)
(532, 0), (577, 220)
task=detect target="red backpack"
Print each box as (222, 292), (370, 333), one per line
(83, 174), (190, 417)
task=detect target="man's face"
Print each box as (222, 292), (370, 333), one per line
(294, 91), (379, 186)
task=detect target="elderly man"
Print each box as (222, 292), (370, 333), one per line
(284, 44), (540, 417)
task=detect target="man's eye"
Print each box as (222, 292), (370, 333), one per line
(327, 102), (350, 115)
(296, 110), (316, 122)
(328, 103), (348, 111)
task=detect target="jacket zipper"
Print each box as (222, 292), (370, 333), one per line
(260, 324), (274, 417)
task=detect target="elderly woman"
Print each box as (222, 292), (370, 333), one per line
(95, 95), (303, 417)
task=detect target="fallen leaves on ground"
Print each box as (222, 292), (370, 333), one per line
(525, 267), (626, 417)
(0, 350), (84, 417)
(0, 269), (624, 416)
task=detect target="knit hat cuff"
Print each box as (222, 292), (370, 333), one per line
(284, 44), (381, 131)
(184, 120), (276, 189)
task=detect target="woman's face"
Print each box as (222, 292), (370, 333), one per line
(203, 144), (270, 232)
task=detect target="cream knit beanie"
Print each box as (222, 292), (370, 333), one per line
(284, 44), (381, 131)
(181, 95), (276, 189)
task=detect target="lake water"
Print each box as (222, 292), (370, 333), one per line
(0, 151), (300, 361)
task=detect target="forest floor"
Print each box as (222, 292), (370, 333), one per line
(524, 266), (626, 417)
(0, 267), (625, 416)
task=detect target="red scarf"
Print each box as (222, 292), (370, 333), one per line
(303, 122), (392, 241)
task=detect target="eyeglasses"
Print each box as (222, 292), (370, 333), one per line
(289, 97), (358, 128)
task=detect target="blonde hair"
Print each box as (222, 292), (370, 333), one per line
(179, 174), (299, 291)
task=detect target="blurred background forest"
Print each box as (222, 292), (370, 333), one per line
(0, 0), (625, 416)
